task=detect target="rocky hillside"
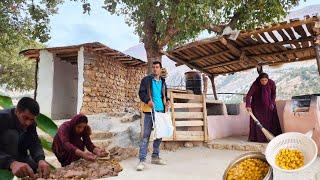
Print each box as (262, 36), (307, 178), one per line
(213, 61), (320, 103)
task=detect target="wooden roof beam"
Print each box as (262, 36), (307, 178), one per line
(116, 58), (132, 61)
(241, 36), (314, 51)
(103, 52), (120, 55)
(254, 46), (314, 59)
(189, 50), (232, 64)
(219, 37), (242, 56)
(24, 54), (39, 59)
(161, 51), (212, 76)
(241, 16), (319, 37)
(93, 47), (113, 51)
(203, 59), (241, 70)
(121, 60), (137, 64)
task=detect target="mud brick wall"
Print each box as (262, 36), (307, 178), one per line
(81, 50), (146, 114)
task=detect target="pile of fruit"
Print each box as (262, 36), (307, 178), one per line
(227, 158), (269, 180)
(275, 149), (304, 170)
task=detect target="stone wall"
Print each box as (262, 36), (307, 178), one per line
(81, 50), (146, 114)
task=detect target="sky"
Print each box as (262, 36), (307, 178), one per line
(47, 0), (320, 51)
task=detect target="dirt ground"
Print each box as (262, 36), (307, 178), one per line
(106, 147), (320, 180)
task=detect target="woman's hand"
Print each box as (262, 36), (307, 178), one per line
(76, 149), (96, 161)
(93, 147), (108, 157)
(246, 107), (252, 113)
(82, 151), (97, 161)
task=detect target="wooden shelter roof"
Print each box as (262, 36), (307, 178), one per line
(166, 16), (320, 75)
(20, 42), (146, 67)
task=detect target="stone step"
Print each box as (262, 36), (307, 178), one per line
(44, 139), (113, 156)
(39, 130), (114, 140)
(205, 136), (267, 152)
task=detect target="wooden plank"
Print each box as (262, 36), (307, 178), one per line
(93, 47), (113, 51)
(172, 93), (202, 101)
(306, 23), (315, 36)
(241, 36), (314, 51)
(174, 103), (203, 108)
(203, 59), (241, 70)
(202, 94), (208, 142)
(175, 121), (204, 127)
(196, 45), (211, 56)
(189, 50), (231, 64)
(253, 47), (314, 59)
(174, 51), (192, 60)
(277, 29), (290, 41)
(162, 50), (212, 75)
(219, 38), (242, 56)
(175, 131), (204, 141)
(240, 17), (318, 37)
(260, 33), (271, 43)
(293, 25), (308, 37)
(284, 28), (296, 40)
(175, 112), (203, 119)
(268, 31), (280, 42)
(176, 131), (204, 136)
(170, 91), (176, 140)
(301, 40), (310, 48)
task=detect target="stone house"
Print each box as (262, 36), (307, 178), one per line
(21, 42), (147, 120)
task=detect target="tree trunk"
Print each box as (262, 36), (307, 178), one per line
(145, 43), (162, 74)
(315, 45), (320, 76)
(143, 14), (163, 74)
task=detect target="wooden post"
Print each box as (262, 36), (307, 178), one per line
(257, 65), (263, 74)
(202, 91), (208, 142)
(202, 74), (208, 95)
(34, 59), (39, 100)
(316, 45), (320, 76)
(170, 91), (176, 141)
(209, 75), (218, 100)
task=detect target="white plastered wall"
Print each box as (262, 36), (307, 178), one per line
(77, 47), (85, 113)
(37, 50), (54, 117)
(51, 57), (78, 119)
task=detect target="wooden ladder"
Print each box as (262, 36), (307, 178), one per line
(163, 90), (208, 142)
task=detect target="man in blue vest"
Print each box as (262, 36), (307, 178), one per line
(137, 61), (170, 171)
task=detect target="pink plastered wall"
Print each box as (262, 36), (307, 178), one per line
(206, 99), (320, 141)
(207, 103), (250, 140)
(282, 96), (320, 154)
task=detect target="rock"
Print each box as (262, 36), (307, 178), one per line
(128, 122), (141, 147)
(109, 146), (138, 160)
(163, 142), (183, 151)
(184, 142), (194, 148)
(192, 142), (204, 147)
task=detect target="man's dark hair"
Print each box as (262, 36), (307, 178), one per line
(152, 61), (162, 68)
(17, 97), (40, 116)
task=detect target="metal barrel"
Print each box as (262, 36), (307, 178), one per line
(185, 71), (202, 95)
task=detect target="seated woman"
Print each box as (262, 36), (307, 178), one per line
(246, 73), (282, 143)
(52, 114), (107, 166)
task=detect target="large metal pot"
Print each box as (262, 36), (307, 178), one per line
(223, 152), (273, 180)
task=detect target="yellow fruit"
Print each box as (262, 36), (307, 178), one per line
(275, 148), (304, 170)
(227, 158), (269, 180)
